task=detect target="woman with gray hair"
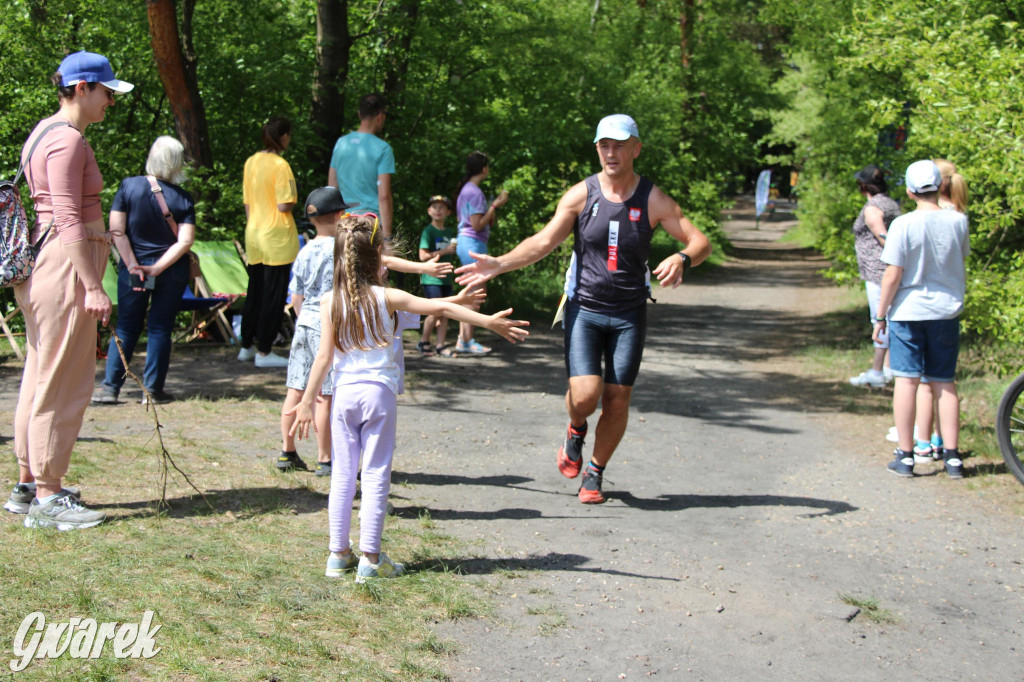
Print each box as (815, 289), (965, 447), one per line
(92, 135), (196, 405)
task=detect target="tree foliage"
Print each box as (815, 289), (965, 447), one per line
(763, 0), (1024, 353)
(1, 0), (786, 318)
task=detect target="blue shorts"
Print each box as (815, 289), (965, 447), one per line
(564, 301), (646, 386)
(456, 236), (488, 269)
(422, 283), (453, 299)
(888, 318), (960, 383)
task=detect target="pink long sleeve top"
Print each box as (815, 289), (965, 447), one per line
(20, 115), (103, 245)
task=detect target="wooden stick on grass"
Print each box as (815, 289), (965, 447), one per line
(111, 331), (212, 510)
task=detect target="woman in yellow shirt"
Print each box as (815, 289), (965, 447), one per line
(238, 116), (299, 367)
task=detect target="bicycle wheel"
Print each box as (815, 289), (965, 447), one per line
(996, 371), (1024, 486)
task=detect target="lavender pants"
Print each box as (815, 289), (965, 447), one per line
(329, 381), (397, 555)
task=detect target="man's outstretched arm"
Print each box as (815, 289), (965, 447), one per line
(456, 181), (587, 287)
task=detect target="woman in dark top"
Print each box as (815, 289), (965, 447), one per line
(849, 164), (901, 388)
(93, 136), (196, 404)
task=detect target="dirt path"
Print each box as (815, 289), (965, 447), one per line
(394, 199), (1024, 680)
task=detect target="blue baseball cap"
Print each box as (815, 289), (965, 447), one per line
(58, 51), (134, 94)
(593, 114), (640, 143)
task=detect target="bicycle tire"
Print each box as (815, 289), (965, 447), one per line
(996, 371), (1024, 486)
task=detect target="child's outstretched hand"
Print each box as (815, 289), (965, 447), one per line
(423, 254), (454, 279)
(485, 308), (530, 344)
(285, 400), (316, 440)
(452, 284), (486, 309)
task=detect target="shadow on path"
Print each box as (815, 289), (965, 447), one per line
(605, 491), (858, 517)
(410, 552), (680, 581)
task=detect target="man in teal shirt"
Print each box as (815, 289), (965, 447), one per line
(327, 93), (395, 238)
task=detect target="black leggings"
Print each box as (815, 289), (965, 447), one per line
(240, 262), (292, 354)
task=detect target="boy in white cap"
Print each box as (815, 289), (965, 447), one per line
(874, 160), (970, 479)
(456, 114), (712, 503)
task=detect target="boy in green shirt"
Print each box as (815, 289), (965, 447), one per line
(418, 195), (458, 355)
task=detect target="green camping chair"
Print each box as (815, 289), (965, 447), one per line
(185, 240), (249, 344)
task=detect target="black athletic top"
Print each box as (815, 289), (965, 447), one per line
(564, 174), (654, 313)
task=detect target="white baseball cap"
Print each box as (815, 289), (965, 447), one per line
(593, 114), (639, 143)
(905, 160), (942, 193)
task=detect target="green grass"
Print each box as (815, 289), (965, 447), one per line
(0, 395), (481, 681)
(779, 218), (820, 249)
(838, 593), (900, 624)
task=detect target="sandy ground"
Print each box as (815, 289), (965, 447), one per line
(1, 198), (1021, 681)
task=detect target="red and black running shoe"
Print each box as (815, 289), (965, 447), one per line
(556, 424), (586, 478)
(578, 470), (606, 504)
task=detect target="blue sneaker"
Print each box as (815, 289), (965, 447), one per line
(355, 552), (405, 583)
(455, 338), (491, 355)
(914, 440), (940, 464)
(325, 545), (359, 578)
(887, 449), (915, 478)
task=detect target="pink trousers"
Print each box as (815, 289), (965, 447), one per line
(14, 230), (109, 488)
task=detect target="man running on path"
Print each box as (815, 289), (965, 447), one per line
(457, 114), (711, 503)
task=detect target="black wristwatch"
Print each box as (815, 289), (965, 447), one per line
(677, 252), (691, 271)
(874, 316), (887, 324)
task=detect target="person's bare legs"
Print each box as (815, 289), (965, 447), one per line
(893, 376), (920, 454)
(566, 376), (633, 467)
(459, 283), (488, 348)
(315, 395), (332, 464)
(281, 388), (304, 454)
(420, 315), (437, 347)
(931, 381), (959, 450)
(872, 346), (886, 373)
(591, 385), (633, 467)
(915, 382), (935, 443)
(435, 316), (449, 349)
(566, 375), (602, 426)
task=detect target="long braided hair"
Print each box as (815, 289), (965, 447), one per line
(330, 214), (391, 352)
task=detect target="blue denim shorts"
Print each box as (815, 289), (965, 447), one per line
(888, 318), (960, 383)
(564, 301), (646, 386)
(456, 235), (488, 269)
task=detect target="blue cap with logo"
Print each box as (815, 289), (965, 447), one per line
(58, 51), (134, 94)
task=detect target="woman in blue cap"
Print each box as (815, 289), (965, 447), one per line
(6, 51), (133, 530)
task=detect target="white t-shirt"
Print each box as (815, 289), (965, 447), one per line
(880, 208), (970, 321)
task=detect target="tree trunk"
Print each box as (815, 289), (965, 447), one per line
(679, 0), (695, 117)
(310, 0), (352, 177)
(382, 0), (421, 103)
(146, 0), (212, 168)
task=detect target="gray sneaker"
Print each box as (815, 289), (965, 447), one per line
(91, 387), (119, 404)
(355, 552), (405, 583)
(24, 491), (105, 530)
(4, 484), (81, 515)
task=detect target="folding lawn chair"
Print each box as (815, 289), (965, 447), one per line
(185, 240), (249, 344)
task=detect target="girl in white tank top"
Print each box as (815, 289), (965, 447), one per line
(288, 214), (530, 581)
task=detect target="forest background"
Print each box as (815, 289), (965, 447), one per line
(1, 0), (1021, 359)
